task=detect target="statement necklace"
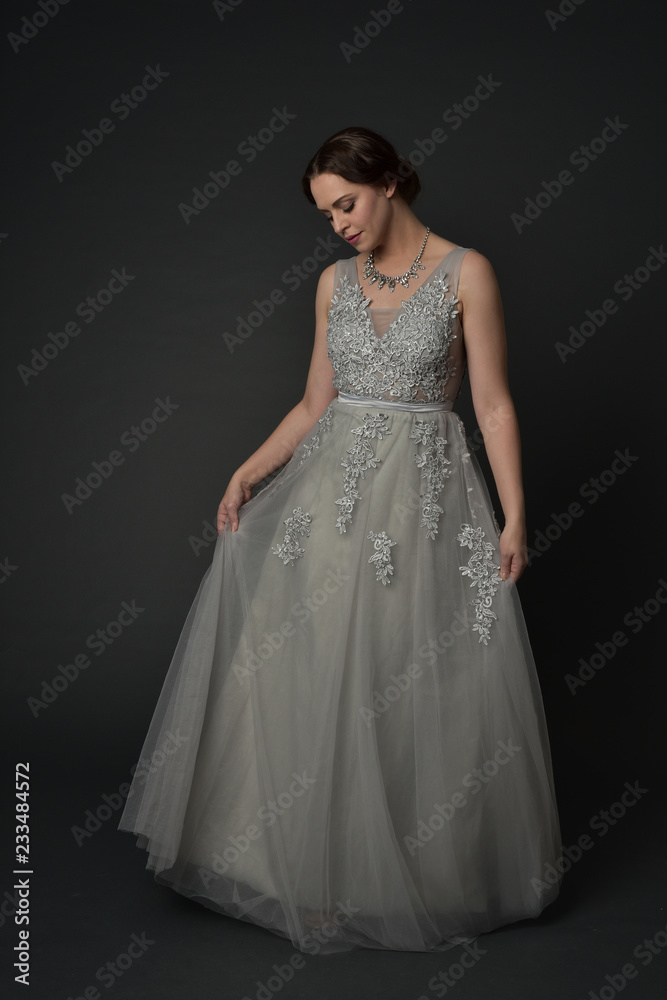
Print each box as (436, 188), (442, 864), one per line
(361, 227), (431, 292)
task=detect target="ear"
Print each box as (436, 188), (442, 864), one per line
(384, 174), (398, 199)
(375, 173), (398, 200)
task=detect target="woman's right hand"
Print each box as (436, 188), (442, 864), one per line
(217, 476), (254, 533)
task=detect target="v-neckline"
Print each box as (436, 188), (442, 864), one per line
(351, 246), (461, 341)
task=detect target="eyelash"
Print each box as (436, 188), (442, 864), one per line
(326, 204), (354, 222)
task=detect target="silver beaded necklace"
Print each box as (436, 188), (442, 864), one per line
(361, 227), (431, 292)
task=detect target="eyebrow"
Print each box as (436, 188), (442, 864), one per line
(317, 194), (355, 213)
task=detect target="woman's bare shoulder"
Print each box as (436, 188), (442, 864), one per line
(319, 260), (338, 283)
(316, 260), (337, 298)
(458, 248), (498, 294)
(315, 259), (347, 318)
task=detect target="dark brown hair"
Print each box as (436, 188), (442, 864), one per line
(301, 126), (421, 207)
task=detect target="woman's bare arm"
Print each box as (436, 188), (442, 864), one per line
(217, 263), (339, 532)
(458, 251), (528, 582)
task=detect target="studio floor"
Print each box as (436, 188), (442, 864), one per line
(8, 766), (667, 1000)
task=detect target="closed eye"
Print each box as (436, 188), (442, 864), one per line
(324, 203), (354, 223)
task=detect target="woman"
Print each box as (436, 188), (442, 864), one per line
(119, 126), (562, 955)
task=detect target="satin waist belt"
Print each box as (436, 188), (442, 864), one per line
(336, 390), (454, 412)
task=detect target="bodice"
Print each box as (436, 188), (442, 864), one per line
(326, 246), (472, 404)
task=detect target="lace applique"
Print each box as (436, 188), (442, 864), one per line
(367, 530), (396, 585)
(457, 523), (500, 644)
(326, 271), (460, 403)
(272, 507), (312, 565)
(454, 416), (471, 465)
(409, 420), (452, 539)
(297, 404), (334, 468)
(335, 413), (392, 533)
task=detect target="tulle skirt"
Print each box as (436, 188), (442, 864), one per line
(118, 390), (562, 954)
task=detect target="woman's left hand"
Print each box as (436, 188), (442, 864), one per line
(498, 522), (529, 583)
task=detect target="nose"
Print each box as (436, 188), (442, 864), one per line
(331, 212), (348, 237)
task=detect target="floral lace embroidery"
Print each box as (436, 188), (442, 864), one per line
(335, 413), (392, 533)
(297, 404), (334, 468)
(326, 270), (460, 403)
(409, 420), (452, 539)
(367, 530), (396, 585)
(457, 523), (500, 644)
(272, 507), (312, 565)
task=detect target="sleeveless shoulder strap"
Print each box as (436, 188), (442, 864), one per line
(333, 256), (357, 293)
(444, 246), (476, 300)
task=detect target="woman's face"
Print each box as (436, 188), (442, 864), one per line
(310, 172), (396, 252)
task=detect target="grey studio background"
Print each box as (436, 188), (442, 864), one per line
(2, 1), (666, 999)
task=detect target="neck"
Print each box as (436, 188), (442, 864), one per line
(371, 203), (428, 268)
